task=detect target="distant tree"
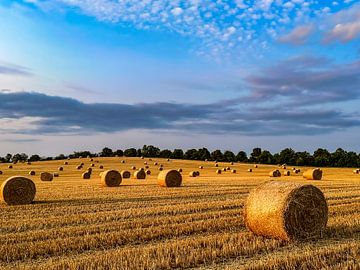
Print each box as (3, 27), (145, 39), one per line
(12, 153), (28, 163)
(100, 147), (113, 157)
(249, 148), (262, 163)
(258, 150), (273, 164)
(159, 149), (172, 158)
(197, 148), (211, 161)
(124, 148), (137, 157)
(5, 153), (12, 163)
(313, 148), (331, 167)
(136, 149), (142, 157)
(29, 154), (41, 162)
(223, 150), (236, 162)
(54, 154), (67, 160)
(236, 151), (248, 162)
(171, 149), (184, 159)
(71, 151), (93, 158)
(184, 149), (198, 160)
(294, 151), (312, 166)
(278, 148), (296, 165)
(114, 150), (124, 157)
(141, 145), (160, 157)
(211, 150), (224, 162)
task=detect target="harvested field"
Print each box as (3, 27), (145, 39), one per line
(0, 157), (359, 269)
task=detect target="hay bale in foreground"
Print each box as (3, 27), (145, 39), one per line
(0, 176), (36, 205)
(303, 168), (323, 180)
(244, 181), (328, 241)
(269, 170), (281, 177)
(158, 170), (182, 187)
(101, 170), (122, 187)
(40, 172), (53, 182)
(134, 170), (146, 179)
(121, 170), (131, 179)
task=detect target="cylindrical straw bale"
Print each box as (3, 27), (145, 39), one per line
(121, 170), (131, 179)
(29, 170), (35, 176)
(134, 170), (146, 179)
(216, 169), (222, 174)
(284, 170), (291, 176)
(40, 172), (53, 182)
(1, 176), (36, 205)
(158, 170), (182, 187)
(131, 166), (136, 170)
(195, 171), (200, 176)
(303, 168), (323, 180)
(244, 181), (328, 241)
(58, 167), (63, 171)
(248, 168), (253, 172)
(101, 170), (122, 187)
(189, 171), (197, 177)
(269, 170), (281, 177)
(231, 169), (237, 173)
(82, 172), (91, 179)
(178, 168), (183, 172)
(146, 170), (151, 175)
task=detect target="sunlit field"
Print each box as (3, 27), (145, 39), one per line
(0, 157), (359, 269)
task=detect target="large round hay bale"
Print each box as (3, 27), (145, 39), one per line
(154, 162), (158, 165)
(215, 164), (219, 167)
(254, 164), (258, 168)
(222, 168), (227, 172)
(53, 173), (59, 177)
(195, 171), (200, 176)
(91, 163), (95, 167)
(76, 165), (82, 170)
(121, 160), (125, 164)
(40, 172), (53, 182)
(121, 170), (131, 179)
(269, 170), (281, 177)
(199, 166), (203, 169)
(82, 172), (91, 179)
(134, 170), (146, 179)
(216, 169), (222, 174)
(99, 165), (104, 169)
(146, 170), (151, 175)
(354, 169), (359, 174)
(64, 161), (68, 165)
(0, 176), (36, 205)
(158, 170), (182, 187)
(159, 167), (163, 171)
(131, 166), (136, 170)
(101, 170), (122, 187)
(244, 181), (328, 241)
(8, 165), (13, 169)
(231, 169), (237, 173)
(284, 170), (291, 176)
(58, 167), (64, 171)
(248, 168), (253, 172)
(29, 170), (35, 176)
(303, 168), (323, 180)
(189, 171), (197, 177)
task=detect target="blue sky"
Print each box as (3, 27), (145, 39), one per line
(0, 0), (359, 156)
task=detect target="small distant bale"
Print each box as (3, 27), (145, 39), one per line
(248, 169), (252, 172)
(40, 172), (53, 182)
(67, 157), (71, 160)
(159, 164), (164, 168)
(141, 156), (144, 159)
(0, 176), (36, 205)
(131, 166), (136, 170)
(167, 158), (170, 161)
(282, 165), (287, 169)
(222, 168), (227, 172)
(64, 161), (68, 165)
(159, 167), (163, 171)
(303, 168), (323, 180)
(189, 171), (197, 177)
(293, 170), (298, 174)
(99, 165), (104, 169)
(230, 162), (234, 165)
(53, 173), (59, 177)
(58, 167), (64, 171)
(149, 158), (152, 161)
(87, 168), (93, 173)
(296, 169), (301, 173)
(216, 169), (222, 174)
(284, 170), (291, 176)
(154, 162), (158, 165)
(8, 165), (13, 169)
(76, 165), (82, 170)
(139, 168), (145, 171)
(231, 169), (237, 173)
(29, 170), (35, 176)
(178, 168), (183, 173)
(80, 162), (84, 166)
(292, 167), (296, 170)
(121, 170), (131, 179)
(353, 169), (359, 174)
(146, 170), (151, 175)
(244, 181), (328, 241)
(199, 166), (203, 169)
(121, 160), (125, 164)
(95, 160), (99, 163)
(145, 165), (149, 169)
(134, 170), (146, 179)
(27, 162), (31, 165)
(82, 172), (91, 179)
(195, 171), (200, 176)
(254, 164), (258, 168)
(269, 170), (281, 177)
(144, 161), (147, 165)
(215, 164), (219, 167)
(226, 167), (231, 170)
(101, 170), (122, 187)
(90, 158), (94, 162)
(158, 170), (182, 187)
(205, 159), (208, 162)
(91, 163), (95, 167)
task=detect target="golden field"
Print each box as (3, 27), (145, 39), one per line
(0, 157), (359, 270)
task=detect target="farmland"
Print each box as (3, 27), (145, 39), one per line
(0, 157), (359, 269)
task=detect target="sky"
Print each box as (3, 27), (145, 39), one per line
(0, 0), (359, 156)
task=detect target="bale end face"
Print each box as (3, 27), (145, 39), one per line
(134, 170), (146, 179)
(1, 176), (36, 205)
(244, 181), (328, 241)
(158, 170), (182, 187)
(303, 168), (323, 180)
(40, 172), (53, 182)
(101, 170), (122, 187)
(121, 170), (131, 179)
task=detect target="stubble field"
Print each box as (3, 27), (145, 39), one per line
(0, 157), (359, 269)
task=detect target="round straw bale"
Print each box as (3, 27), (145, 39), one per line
(222, 168), (227, 172)
(296, 169), (301, 173)
(101, 170), (122, 187)
(139, 168), (145, 171)
(216, 169), (222, 174)
(230, 162), (234, 165)
(244, 181), (328, 241)
(159, 164), (163, 168)
(141, 156), (144, 159)
(231, 169), (237, 173)
(80, 162), (84, 166)
(226, 167), (231, 170)
(293, 170), (298, 174)
(8, 165), (13, 169)
(82, 172), (91, 179)
(154, 162), (158, 165)
(0, 176), (36, 205)
(178, 168), (183, 172)
(90, 158), (93, 162)
(195, 171), (200, 176)
(284, 170), (291, 176)
(91, 163), (95, 167)
(158, 170), (182, 187)
(146, 170), (151, 175)
(134, 170), (146, 179)
(121, 160), (125, 163)
(199, 166), (203, 169)
(27, 162), (31, 165)
(254, 164), (258, 168)
(53, 173), (59, 177)
(40, 172), (53, 182)
(99, 165), (104, 169)
(58, 167), (63, 171)
(167, 158), (170, 161)
(189, 171), (197, 177)
(215, 164), (219, 167)
(303, 168), (323, 180)
(95, 160), (99, 163)
(121, 170), (131, 179)
(269, 170), (281, 177)
(64, 161), (68, 165)
(205, 159), (208, 162)
(0, 171), (2, 175)
(149, 158), (152, 161)
(159, 167), (163, 171)
(29, 170), (35, 176)
(248, 168), (252, 172)
(87, 168), (93, 173)
(145, 165), (149, 169)
(76, 165), (82, 170)
(144, 161), (147, 165)
(354, 169), (359, 174)
(131, 166), (136, 170)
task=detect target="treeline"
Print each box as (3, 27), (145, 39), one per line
(1, 145), (360, 168)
